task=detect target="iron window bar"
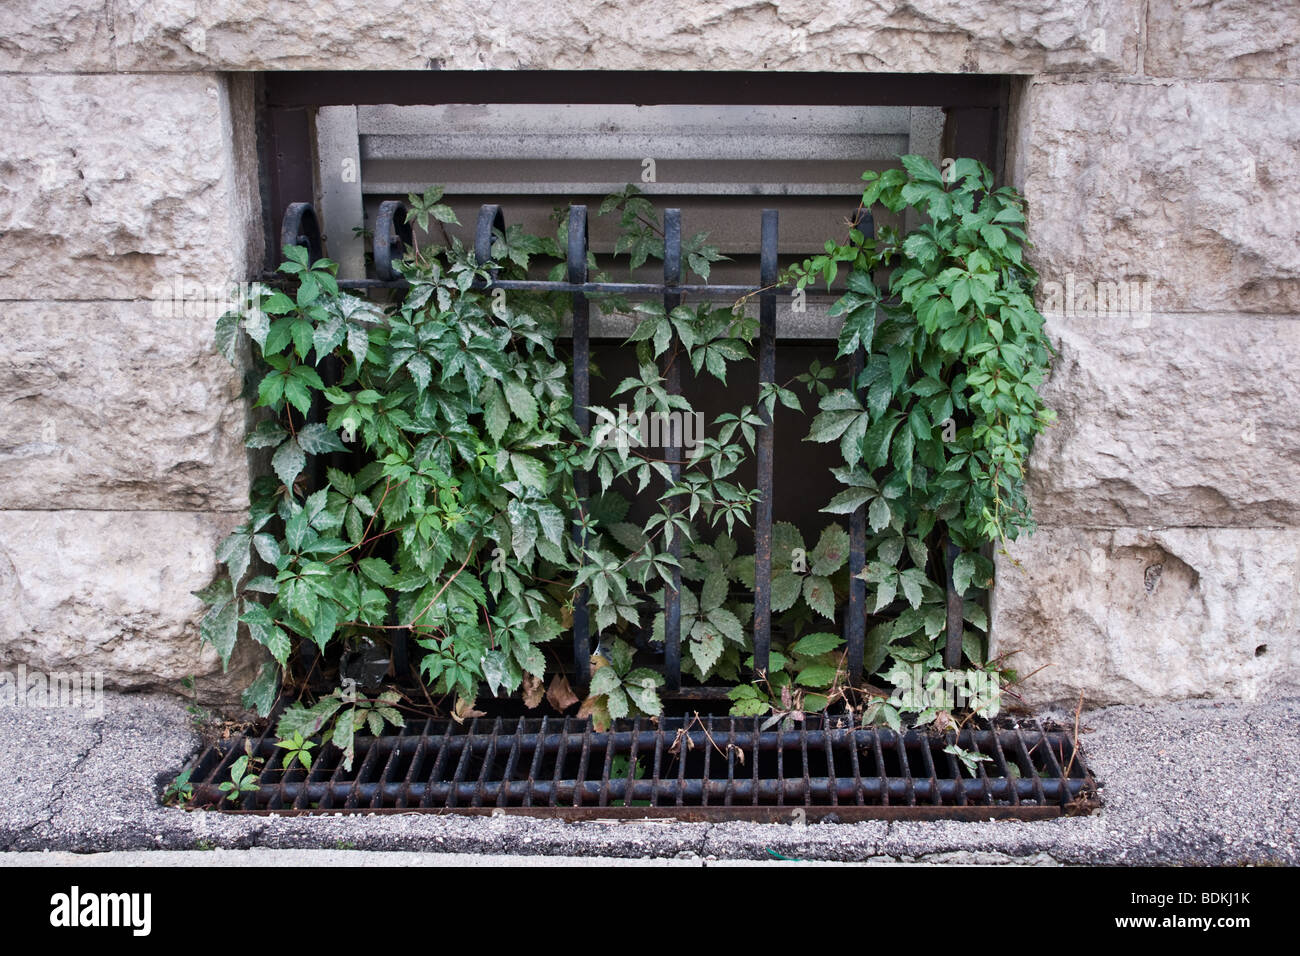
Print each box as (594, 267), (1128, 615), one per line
(279, 201), (972, 693)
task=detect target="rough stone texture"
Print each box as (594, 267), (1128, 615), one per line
(0, 510), (260, 701)
(0, 0), (116, 72)
(0, 301), (250, 512)
(990, 527), (1300, 707)
(1145, 0), (1300, 79)
(0, 72), (262, 301)
(0, 0), (1140, 74)
(1008, 76), (1300, 314)
(1025, 312), (1300, 528)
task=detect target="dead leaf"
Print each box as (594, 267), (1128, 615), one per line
(521, 673), (545, 710)
(932, 710), (958, 734)
(546, 674), (579, 712)
(577, 696), (611, 732)
(451, 696), (486, 725)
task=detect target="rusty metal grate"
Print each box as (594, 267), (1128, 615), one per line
(184, 715), (1097, 822)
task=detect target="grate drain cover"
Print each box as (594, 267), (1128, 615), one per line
(182, 714), (1097, 822)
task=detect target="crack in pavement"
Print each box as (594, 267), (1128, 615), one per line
(3, 717), (106, 850)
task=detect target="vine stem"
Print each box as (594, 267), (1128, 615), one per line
(407, 539), (479, 630)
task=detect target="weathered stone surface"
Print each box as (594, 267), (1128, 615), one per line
(0, 510), (262, 703)
(1008, 77), (1300, 313)
(0, 301), (250, 511)
(1145, 0), (1300, 78)
(990, 526), (1300, 707)
(0, 0), (115, 72)
(1025, 312), (1300, 528)
(0, 73), (262, 300)
(97, 0), (1139, 74)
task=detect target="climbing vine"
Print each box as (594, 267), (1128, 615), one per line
(198, 155), (1053, 761)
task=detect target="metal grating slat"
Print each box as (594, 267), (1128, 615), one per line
(186, 716), (1097, 820)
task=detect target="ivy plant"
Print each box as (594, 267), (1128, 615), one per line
(198, 157), (1052, 745)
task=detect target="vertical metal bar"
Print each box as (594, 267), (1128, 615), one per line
(774, 722), (786, 807)
(474, 204), (505, 274)
(723, 720), (737, 807)
(870, 730), (890, 807)
(894, 729), (916, 806)
(370, 738), (405, 811)
(963, 728), (994, 805)
(916, 734), (941, 805)
(569, 206), (592, 689)
(1012, 723), (1047, 804)
(700, 715), (712, 807)
(845, 717), (865, 807)
(523, 716), (547, 809)
(597, 724), (617, 808)
(498, 719), (525, 808)
(822, 720), (839, 807)
(470, 716), (502, 807)
(936, 736), (966, 806)
(549, 719), (571, 809)
(944, 537), (964, 669)
(662, 208), (683, 691)
(421, 721), (456, 809)
(752, 209), (779, 677)
(623, 718), (643, 807)
(674, 720), (688, 808)
(987, 728), (1020, 806)
(1033, 720), (1072, 808)
(798, 723), (812, 805)
(444, 717), (478, 809)
(845, 210), (874, 682)
(573, 722), (593, 807)
(845, 347), (868, 681)
(393, 727), (427, 808)
(650, 722), (665, 808)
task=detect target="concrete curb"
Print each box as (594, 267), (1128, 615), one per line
(3, 692), (1297, 865)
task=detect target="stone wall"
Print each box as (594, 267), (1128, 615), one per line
(0, 70), (264, 702)
(997, 18), (1300, 705)
(1, 1), (1296, 708)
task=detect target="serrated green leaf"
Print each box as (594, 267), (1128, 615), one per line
(241, 661), (280, 717)
(795, 662), (838, 689)
(790, 631), (844, 657)
(802, 575), (836, 620)
(503, 378), (539, 428)
(272, 437), (306, 489)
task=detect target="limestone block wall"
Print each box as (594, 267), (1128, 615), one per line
(0, 0), (1296, 708)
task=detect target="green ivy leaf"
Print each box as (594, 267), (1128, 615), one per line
(809, 524), (849, 575)
(199, 601), (239, 668)
(790, 632), (844, 657)
(297, 423), (347, 455)
(510, 452), (548, 490)
(794, 662), (838, 689)
(802, 575), (836, 620)
(272, 437), (306, 489)
(241, 661), (280, 717)
(503, 378), (539, 428)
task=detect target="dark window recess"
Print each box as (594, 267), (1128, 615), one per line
(263, 74), (1009, 695)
